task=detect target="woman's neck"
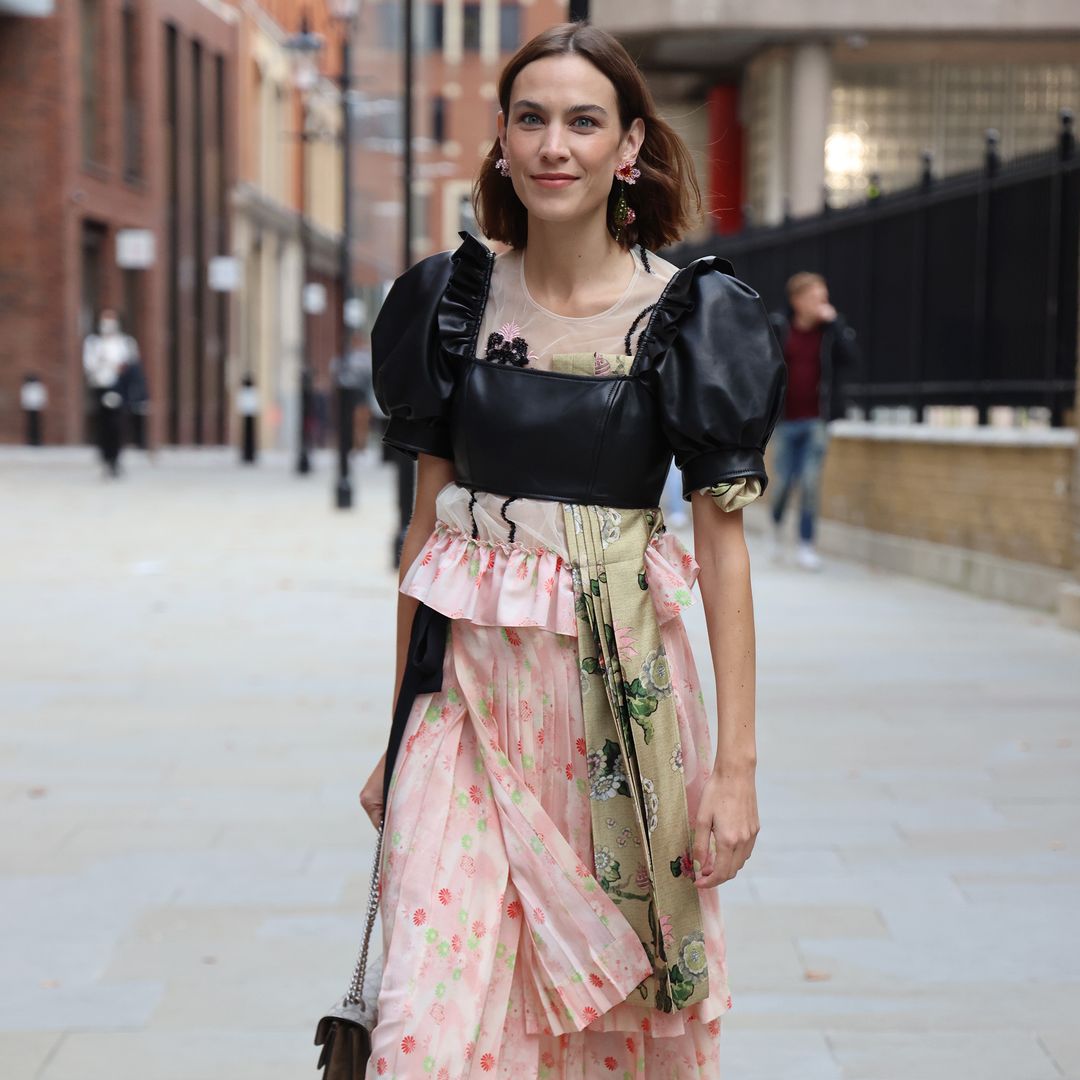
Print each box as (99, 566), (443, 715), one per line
(521, 213), (635, 317)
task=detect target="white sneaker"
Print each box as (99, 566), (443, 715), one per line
(795, 543), (823, 572)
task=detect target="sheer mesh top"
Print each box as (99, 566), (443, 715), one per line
(477, 246), (678, 372)
(471, 242), (762, 513)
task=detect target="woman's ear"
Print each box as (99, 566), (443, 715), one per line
(622, 117), (645, 164)
(496, 110), (507, 157)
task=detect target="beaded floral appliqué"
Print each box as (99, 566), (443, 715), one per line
(485, 321), (536, 367)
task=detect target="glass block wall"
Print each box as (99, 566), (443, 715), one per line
(826, 61), (1080, 207)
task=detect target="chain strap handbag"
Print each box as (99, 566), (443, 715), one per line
(314, 826), (385, 1079)
(314, 604), (448, 1077)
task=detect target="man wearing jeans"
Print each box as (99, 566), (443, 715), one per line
(768, 273), (859, 570)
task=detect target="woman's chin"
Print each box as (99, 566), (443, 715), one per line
(525, 205), (604, 231)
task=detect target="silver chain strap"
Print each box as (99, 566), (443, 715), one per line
(345, 824), (384, 1006)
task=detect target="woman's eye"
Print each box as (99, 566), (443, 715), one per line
(518, 113), (543, 126)
(571, 117), (597, 128)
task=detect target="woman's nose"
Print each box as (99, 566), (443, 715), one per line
(539, 131), (569, 160)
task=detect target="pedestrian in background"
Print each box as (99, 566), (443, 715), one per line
(767, 273), (859, 571)
(82, 309), (139, 478)
(118, 351), (151, 451)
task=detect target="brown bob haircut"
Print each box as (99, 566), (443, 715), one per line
(473, 22), (702, 252)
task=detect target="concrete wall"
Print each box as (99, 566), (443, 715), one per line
(594, 0), (1080, 35)
(806, 423), (1078, 615)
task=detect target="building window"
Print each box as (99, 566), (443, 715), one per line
(431, 95), (447, 144)
(80, 220), (108, 440)
(499, 3), (519, 53)
(165, 23), (181, 444)
(192, 39), (206, 444)
(421, 2), (444, 52)
(80, 0), (103, 164)
(458, 191), (477, 236)
(377, 1), (401, 49)
(355, 94), (404, 148)
(80, 220), (107, 335)
(412, 187), (431, 248)
(463, 3), (481, 52)
(121, 2), (142, 180)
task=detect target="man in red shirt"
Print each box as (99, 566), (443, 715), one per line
(767, 273), (859, 570)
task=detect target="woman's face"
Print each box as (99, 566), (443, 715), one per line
(497, 54), (644, 233)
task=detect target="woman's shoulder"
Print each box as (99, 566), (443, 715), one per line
(636, 252), (777, 374)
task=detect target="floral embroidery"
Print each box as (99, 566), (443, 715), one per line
(595, 507), (622, 548)
(640, 647), (673, 697)
(485, 320), (535, 367)
(587, 739), (628, 802)
(641, 775), (660, 833)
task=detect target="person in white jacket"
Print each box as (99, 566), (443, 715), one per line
(82, 309), (138, 477)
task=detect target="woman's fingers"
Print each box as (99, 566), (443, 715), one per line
(359, 789), (383, 829)
(691, 815), (713, 880)
(695, 825), (759, 888)
(358, 755), (388, 830)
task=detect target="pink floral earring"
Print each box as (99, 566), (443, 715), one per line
(495, 157), (511, 177)
(613, 159), (640, 241)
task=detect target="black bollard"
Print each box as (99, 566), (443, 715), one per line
(21, 375), (46, 446)
(238, 374), (259, 464)
(335, 382), (354, 509)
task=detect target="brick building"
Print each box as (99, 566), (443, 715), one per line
(228, 0), (347, 452)
(0, 0), (238, 446)
(350, 0), (570, 297)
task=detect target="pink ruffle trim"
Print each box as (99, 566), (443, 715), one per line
(401, 523), (700, 635)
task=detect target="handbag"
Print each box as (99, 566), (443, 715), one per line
(314, 604), (447, 1077)
(314, 826), (385, 1079)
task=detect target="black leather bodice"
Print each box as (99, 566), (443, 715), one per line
(373, 233), (786, 507)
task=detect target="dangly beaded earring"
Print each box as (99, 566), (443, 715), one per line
(613, 159), (641, 242)
(495, 156), (511, 177)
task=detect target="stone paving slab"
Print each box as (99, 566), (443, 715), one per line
(1, 448), (1078, 1079)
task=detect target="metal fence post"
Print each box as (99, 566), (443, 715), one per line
(1059, 108), (1075, 162)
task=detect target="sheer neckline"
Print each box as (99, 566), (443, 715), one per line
(515, 247), (643, 323)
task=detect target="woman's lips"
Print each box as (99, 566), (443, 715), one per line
(532, 175), (578, 189)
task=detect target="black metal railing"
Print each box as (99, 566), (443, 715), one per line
(668, 110), (1079, 426)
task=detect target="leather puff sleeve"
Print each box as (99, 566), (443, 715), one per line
(371, 252), (456, 459)
(657, 265), (787, 500)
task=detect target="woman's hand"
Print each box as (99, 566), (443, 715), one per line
(359, 753), (387, 829)
(691, 763), (759, 889)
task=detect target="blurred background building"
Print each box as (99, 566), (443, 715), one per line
(1, 0), (1079, 624)
(593, 0), (1080, 625)
(596, 0), (1080, 227)
(0, 0), (238, 447)
(0, 0), (565, 450)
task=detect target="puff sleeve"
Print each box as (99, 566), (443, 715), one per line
(371, 251), (456, 459)
(655, 263), (787, 502)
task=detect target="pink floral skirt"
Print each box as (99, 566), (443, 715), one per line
(366, 488), (731, 1080)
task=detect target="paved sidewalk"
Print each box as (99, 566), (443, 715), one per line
(0, 447), (1077, 1080)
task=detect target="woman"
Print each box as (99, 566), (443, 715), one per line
(359, 22), (785, 1079)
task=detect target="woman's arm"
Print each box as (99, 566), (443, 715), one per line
(360, 452), (456, 827)
(688, 493), (760, 888)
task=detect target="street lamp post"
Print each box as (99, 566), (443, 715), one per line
(330, 0), (360, 509)
(287, 0), (362, 505)
(286, 18), (322, 476)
